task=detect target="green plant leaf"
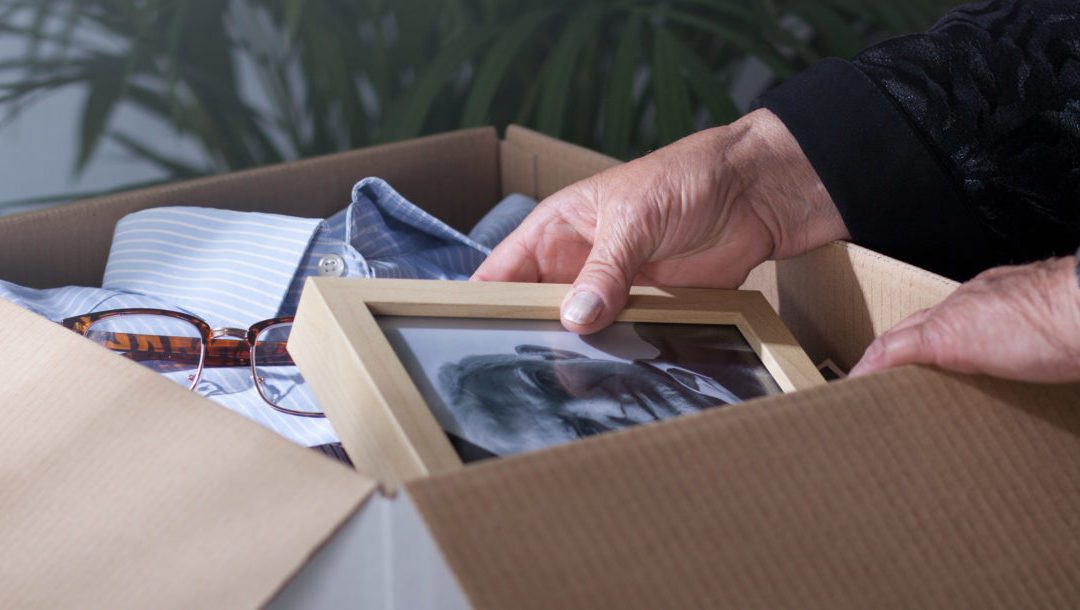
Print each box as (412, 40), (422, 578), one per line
(655, 8), (795, 79)
(461, 9), (555, 127)
(0, 0), (955, 200)
(664, 31), (740, 125)
(75, 58), (128, 174)
(652, 28), (694, 146)
(110, 131), (204, 178)
(283, 0), (304, 50)
(795, 1), (865, 58)
(536, 8), (603, 137)
(382, 26), (496, 141)
(677, 0), (755, 22)
(601, 14), (642, 159)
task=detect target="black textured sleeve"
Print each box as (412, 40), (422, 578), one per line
(756, 0), (1080, 281)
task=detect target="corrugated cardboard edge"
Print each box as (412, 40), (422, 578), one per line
(0, 300), (376, 609)
(500, 126), (620, 199)
(407, 366), (1080, 610)
(0, 127), (500, 288)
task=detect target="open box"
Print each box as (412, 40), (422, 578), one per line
(2, 126), (1079, 609)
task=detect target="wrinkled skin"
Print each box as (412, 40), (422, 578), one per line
(475, 108), (1080, 383)
(851, 257), (1080, 382)
(473, 108), (848, 334)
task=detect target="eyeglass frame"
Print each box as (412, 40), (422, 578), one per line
(60, 308), (324, 418)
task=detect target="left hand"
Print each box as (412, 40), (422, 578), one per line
(849, 256), (1080, 383)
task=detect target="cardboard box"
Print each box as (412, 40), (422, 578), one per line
(2, 126), (1079, 609)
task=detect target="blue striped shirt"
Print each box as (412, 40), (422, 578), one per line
(0, 177), (536, 446)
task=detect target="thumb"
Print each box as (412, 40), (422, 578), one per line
(849, 322), (934, 377)
(561, 237), (648, 334)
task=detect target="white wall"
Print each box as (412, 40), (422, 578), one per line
(0, 35), (202, 215)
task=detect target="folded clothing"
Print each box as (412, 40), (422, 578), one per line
(0, 178), (535, 447)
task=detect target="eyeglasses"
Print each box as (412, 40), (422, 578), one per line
(61, 308), (324, 418)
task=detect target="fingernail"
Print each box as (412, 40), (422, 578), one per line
(562, 290), (603, 326)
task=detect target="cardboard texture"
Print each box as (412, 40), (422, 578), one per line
(407, 367), (1080, 610)
(742, 242), (959, 370)
(0, 299), (375, 609)
(500, 125), (619, 199)
(1, 125), (1077, 608)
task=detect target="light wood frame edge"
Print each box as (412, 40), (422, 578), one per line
(289, 278), (825, 491)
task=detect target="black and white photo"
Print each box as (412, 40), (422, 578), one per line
(379, 316), (781, 458)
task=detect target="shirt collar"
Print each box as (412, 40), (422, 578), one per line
(346, 177), (491, 258)
(102, 206), (324, 328)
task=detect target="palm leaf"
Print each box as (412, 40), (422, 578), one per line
(76, 56), (128, 174)
(664, 32), (740, 125)
(651, 28), (694, 145)
(0, 0), (959, 209)
(795, 1), (865, 58)
(461, 9), (556, 128)
(382, 26), (496, 141)
(536, 8), (603, 137)
(110, 131), (205, 179)
(653, 8), (795, 79)
(601, 14), (642, 158)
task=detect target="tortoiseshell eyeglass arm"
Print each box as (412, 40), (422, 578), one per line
(84, 331), (204, 365)
(60, 310), (297, 368)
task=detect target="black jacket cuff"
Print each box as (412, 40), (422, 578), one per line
(755, 58), (1000, 281)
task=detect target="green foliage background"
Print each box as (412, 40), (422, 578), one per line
(0, 0), (959, 208)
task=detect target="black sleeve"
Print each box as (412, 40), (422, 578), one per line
(755, 0), (1080, 281)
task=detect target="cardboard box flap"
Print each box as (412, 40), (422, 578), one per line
(0, 127), (500, 289)
(407, 366), (1080, 610)
(500, 126), (619, 200)
(743, 241), (960, 369)
(0, 299), (375, 609)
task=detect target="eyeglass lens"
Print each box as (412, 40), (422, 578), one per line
(85, 314), (204, 390)
(83, 313), (323, 416)
(252, 322), (323, 415)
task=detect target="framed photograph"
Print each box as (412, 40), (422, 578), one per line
(288, 278), (825, 490)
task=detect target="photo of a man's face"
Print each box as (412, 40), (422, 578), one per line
(379, 317), (780, 459)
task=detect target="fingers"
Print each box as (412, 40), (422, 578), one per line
(849, 314), (936, 377)
(472, 238), (541, 282)
(561, 237), (648, 335)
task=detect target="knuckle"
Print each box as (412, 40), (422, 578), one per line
(583, 255), (631, 289)
(917, 314), (957, 367)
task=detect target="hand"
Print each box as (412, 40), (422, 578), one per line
(473, 109), (849, 333)
(850, 256), (1080, 383)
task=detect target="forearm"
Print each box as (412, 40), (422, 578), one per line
(758, 0), (1080, 281)
(854, 0), (1080, 268)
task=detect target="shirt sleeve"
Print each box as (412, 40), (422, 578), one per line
(755, 0), (1080, 281)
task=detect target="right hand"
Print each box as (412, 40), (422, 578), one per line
(472, 108), (850, 333)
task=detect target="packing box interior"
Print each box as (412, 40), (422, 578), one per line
(2, 126), (1079, 609)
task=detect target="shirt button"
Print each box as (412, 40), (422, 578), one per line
(317, 254), (347, 277)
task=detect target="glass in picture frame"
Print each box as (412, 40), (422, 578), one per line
(379, 316), (783, 461)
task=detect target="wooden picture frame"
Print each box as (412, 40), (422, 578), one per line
(289, 278), (825, 490)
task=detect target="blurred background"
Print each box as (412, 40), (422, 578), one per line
(0, 0), (959, 214)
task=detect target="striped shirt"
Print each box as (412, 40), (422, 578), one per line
(0, 177), (536, 447)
